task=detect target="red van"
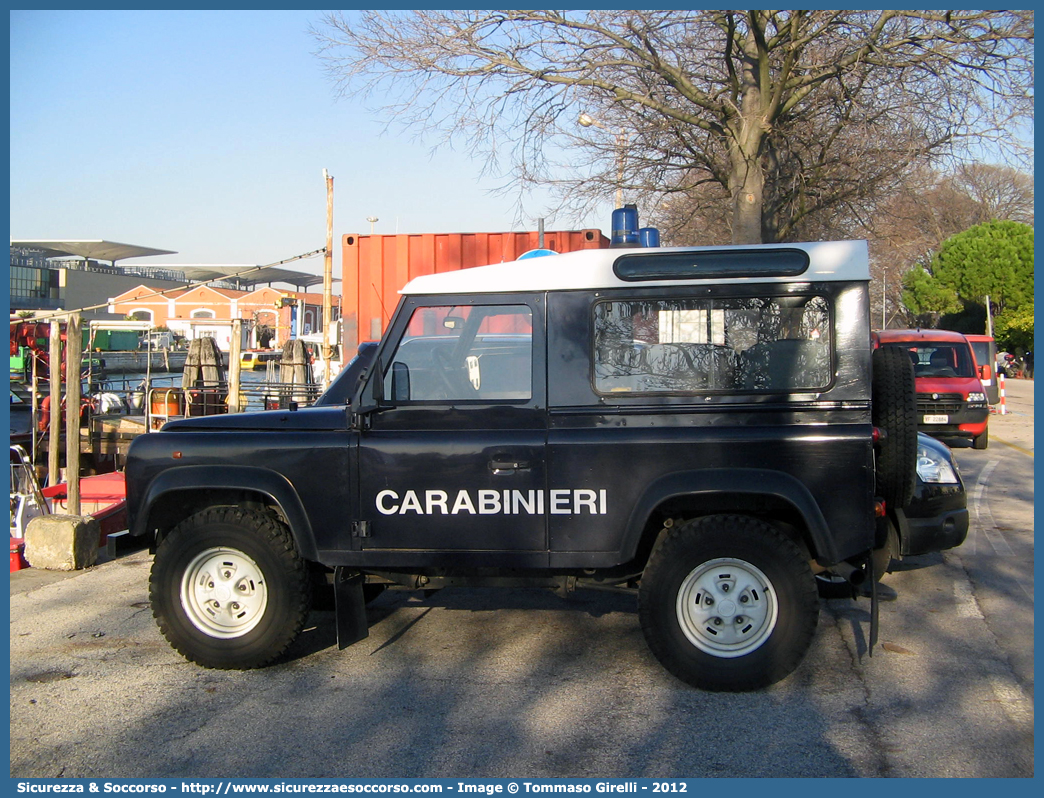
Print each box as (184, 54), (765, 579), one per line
(874, 329), (989, 449)
(964, 333), (999, 404)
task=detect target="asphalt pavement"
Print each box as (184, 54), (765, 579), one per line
(9, 379), (1035, 779)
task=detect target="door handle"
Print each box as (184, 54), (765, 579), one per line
(489, 460), (533, 475)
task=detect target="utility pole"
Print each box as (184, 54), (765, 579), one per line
(882, 272), (887, 329)
(985, 294), (994, 337)
(322, 169), (334, 386)
(578, 112), (625, 208)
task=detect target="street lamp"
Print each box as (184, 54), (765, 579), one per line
(578, 112), (626, 208)
(366, 216), (379, 234)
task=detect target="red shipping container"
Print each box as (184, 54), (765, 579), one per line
(341, 229), (608, 348)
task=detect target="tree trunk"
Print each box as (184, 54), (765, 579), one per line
(729, 156), (765, 245)
(729, 29), (768, 245)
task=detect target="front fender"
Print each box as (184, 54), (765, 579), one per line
(622, 468), (839, 564)
(132, 464), (318, 560)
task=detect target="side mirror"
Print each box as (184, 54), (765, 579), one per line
(391, 361), (411, 402)
(978, 364), (991, 380)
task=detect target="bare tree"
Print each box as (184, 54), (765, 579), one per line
(844, 164), (1033, 327)
(947, 164), (1034, 226)
(313, 10), (1032, 244)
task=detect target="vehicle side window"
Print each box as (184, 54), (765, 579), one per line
(593, 295), (831, 394)
(384, 304), (533, 403)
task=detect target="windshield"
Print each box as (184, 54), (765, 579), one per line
(890, 343), (977, 379)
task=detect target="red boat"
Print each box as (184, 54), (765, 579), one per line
(41, 471), (128, 546)
(10, 445), (128, 571)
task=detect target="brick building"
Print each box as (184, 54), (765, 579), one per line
(108, 283), (332, 351)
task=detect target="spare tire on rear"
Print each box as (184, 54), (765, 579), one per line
(871, 345), (918, 507)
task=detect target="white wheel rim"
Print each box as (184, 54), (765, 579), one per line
(181, 547), (268, 638)
(676, 557), (778, 658)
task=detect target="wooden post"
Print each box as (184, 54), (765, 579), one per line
(228, 319), (243, 413)
(48, 319), (62, 486)
(64, 312), (82, 515)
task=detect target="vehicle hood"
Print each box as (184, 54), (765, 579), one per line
(160, 405), (348, 432)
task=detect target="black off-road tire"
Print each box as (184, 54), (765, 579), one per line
(150, 507), (312, 669)
(638, 515), (819, 692)
(872, 346), (918, 507)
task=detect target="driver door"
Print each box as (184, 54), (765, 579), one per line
(356, 296), (548, 566)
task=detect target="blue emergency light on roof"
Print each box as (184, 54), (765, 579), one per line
(611, 204), (660, 248)
(611, 205), (640, 246)
(639, 227), (661, 248)
(517, 248), (558, 260)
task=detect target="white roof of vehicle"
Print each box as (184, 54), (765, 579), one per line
(401, 240), (869, 296)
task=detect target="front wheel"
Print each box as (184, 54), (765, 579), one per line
(972, 428), (989, 450)
(639, 515), (819, 691)
(150, 507), (311, 669)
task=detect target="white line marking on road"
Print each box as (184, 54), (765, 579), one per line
(963, 459), (1032, 601)
(969, 459), (1015, 555)
(969, 459), (998, 555)
(952, 578), (983, 619)
(986, 672), (1034, 728)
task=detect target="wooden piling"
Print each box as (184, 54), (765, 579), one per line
(228, 320), (243, 413)
(280, 339), (314, 405)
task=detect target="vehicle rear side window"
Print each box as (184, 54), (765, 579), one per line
(593, 295), (832, 394)
(384, 304), (533, 403)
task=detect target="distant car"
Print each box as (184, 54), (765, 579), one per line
(817, 432), (968, 597)
(874, 329), (989, 449)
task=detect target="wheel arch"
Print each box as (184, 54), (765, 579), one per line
(131, 465), (318, 560)
(621, 469), (838, 570)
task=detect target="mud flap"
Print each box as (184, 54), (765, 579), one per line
(868, 550), (879, 655)
(334, 567), (369, 650)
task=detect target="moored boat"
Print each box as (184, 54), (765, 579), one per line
(10, 445), (128, 571)
(240, 349), (280, 370)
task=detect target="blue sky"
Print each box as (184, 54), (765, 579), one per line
(9, 9), (604, 276)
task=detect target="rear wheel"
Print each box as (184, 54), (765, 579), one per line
(872, 346), (918, 507)
(639, 515), (819, 691)
(150, 507), (311, 669)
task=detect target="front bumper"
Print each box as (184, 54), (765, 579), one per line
(895, 502), (969, 557)
(918, 404), (989, 439)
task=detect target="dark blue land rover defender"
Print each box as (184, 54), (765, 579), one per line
(125, 240), (919, 691)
